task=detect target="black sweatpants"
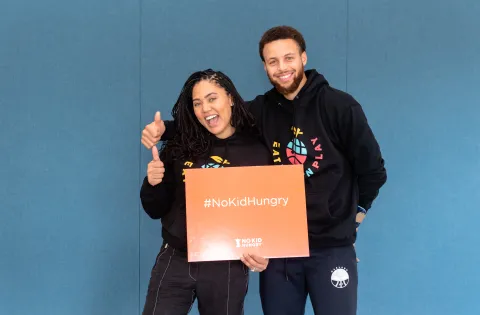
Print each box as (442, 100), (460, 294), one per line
(142, 243), (249, 315)
(260, 245), (358, 315)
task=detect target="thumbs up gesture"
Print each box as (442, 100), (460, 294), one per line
(142, 111), (166, 149)
(147, 146), (165, 186)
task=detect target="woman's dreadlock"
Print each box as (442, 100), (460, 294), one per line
(160, 69), (257, 162)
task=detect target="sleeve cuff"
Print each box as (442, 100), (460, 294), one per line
(357, 205), (367, 214)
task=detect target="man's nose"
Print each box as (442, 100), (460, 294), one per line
(278, 60), (287, 71)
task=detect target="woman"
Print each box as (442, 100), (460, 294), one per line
(140, 69), (271, 315)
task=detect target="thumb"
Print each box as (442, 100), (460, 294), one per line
(152, 146), (160, 161)
(154, 111), (161, 124)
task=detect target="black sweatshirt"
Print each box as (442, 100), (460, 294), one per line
(140, 131), (272, 251)
(161, 69), (387, 248)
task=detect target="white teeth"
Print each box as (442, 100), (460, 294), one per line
(280, 73), (292, 79)
(206, 115), (217, 121)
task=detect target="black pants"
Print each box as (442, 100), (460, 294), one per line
(142, 243), (249, 315)
(260, 245), (358, 315)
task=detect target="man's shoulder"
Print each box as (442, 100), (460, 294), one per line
(246, 91), (270, 107)
(321, 85), (360, 114)
(245, 90), (275, 118)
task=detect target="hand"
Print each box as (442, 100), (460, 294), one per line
(353, 243), (360, 262)
(355, 208), (366, 263)
(142, 111), (165, 149)
(147, 146), (165, 186)
(356, 211), (366, 228)
(240, 254), (269, 272)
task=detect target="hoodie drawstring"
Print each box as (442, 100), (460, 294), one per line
(224, 139), (230, 164)
(202, 139), (213, 167)
(278, 99), (299, 163)
(292, 100), (298, 160)
(277, 98), (295, 283)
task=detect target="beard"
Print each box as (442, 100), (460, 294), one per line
(268, 67), (305, 95)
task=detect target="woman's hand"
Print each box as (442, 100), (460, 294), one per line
(240, 253), (269, 272)
(147, 146), (165, 186)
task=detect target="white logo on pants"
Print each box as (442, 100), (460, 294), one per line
(331, 267), (349, 288)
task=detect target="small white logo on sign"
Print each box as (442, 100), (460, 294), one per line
(331, 267), (349, 288)
(234, 238), (262, 248)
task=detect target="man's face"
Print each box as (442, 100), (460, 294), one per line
(262, 39), (307, 96)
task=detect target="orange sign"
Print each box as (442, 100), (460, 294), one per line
(184, 164), (309, 262)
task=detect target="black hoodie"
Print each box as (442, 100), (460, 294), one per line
(140, 131), (272, 251)
(245, 69), (387, 248)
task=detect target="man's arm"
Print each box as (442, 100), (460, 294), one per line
(337, 99), (387, 213)
(323, 91), (387, 219)
(244, 96), (265, 134)
(244, 99), (260, 118)
(160, 120), (176, 141)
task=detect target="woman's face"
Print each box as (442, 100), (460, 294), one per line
(192, 80), (235, 139)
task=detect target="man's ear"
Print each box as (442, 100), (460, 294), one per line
(302, 51), (307, 67)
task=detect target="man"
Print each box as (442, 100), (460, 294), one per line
(141, 25), (387, 315)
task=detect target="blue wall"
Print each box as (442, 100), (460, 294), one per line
(1, 0), (479, 314)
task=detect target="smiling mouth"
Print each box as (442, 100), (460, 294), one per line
(205, 114), (219, 127)
(277, 72), (294, 83)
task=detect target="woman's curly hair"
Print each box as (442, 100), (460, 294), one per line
(160, 69), (256, 162)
